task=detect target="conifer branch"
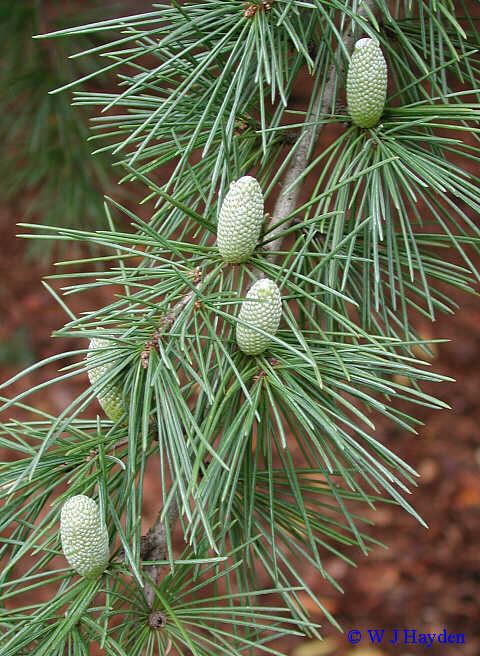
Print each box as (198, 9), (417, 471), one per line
(265, 0), (379, 257)
(3, 3), (479, 652)
(134, 3), (381, 603)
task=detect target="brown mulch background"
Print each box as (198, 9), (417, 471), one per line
(0, 2), (479, 655)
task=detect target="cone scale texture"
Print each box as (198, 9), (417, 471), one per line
(347, 38), (387, 128)
(60, 495), (109, 578)
(217, 176), (264, 263)
(87, 338), (125, 422)
(236, 278), (282, 355)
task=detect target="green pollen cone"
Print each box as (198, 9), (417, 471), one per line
(217, 176), (264, 263)
(236, 278), (282, 355)
(347, 38), (387, 128)
(87, 337), (126, 423)
(60, 495), (109, 578)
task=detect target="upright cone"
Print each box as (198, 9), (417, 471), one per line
(347, 38), (387, 128)
(87, 338), (125, 422)
(217, 176), (264, 263)
(236, 278), (282, 355)
(60, 495), (109, 578)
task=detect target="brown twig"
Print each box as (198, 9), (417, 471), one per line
(144, 499), (179, 608)
(139, 269), (206, 606)
(263, 0), (379, 258)
(141, 267), (203, 369)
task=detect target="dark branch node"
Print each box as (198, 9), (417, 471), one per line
(307, 41), (318, 60)
(198, 457), (212, 479)
(253, 369), (267, 384)
(280, 131), (300, 145)
(382, 23), (397, 41)
(244, 1), (274, 19)
(148, 611), (167, 630)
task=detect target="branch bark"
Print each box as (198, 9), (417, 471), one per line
(264, 1), (379, 257)
(141, 267), (203, 368)
(143, 499), (179, 608)
(140, 273), (203, 605)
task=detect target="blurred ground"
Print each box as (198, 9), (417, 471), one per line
(0, 2), (479, 655)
